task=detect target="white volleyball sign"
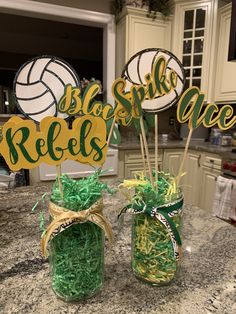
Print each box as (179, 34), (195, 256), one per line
(122, 48), (185, 113)
(13, 56), (80, 123)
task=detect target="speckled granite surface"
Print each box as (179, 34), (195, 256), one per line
(113, 139), (236, 159)
(0, 184), (236, 314)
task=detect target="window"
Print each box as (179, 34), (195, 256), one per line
(182, 9), (206, 89)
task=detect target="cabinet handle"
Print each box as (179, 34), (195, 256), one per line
(198, 155), (201, 167)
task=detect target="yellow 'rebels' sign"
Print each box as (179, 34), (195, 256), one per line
(0, 116), (107, 171)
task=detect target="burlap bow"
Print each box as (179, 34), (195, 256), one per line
(41, 199), (113, 257)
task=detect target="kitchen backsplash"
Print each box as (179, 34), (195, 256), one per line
(120, 106), (180, 136)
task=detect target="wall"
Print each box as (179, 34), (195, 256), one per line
(120, 107), (181, 139)
(32, 0), (113, 14)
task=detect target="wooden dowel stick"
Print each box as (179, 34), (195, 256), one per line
(56, 165), (63, 198)
(107, 117), (116, 147)
(177, 127), (193, 185)
(155, 114), (158, 190)
(139, 134), (147, 177)
(140, 116), (154, 188)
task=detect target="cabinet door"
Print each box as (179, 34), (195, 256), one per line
(127, 11), (172, 59)
(120, 148), (163, 179)
(163, 149), (183, 177)
(172, 0), (217, 102)
(214, 4), (236, 103)
(183, 151), (201, 206)
(116, 7), (172, 76)
(200, 167), (221, 211)
(125, 162), (162, 179)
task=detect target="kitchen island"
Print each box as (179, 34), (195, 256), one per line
(0, 183), (235, 314)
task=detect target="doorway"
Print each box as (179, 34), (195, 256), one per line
(0, 0), (115, 105)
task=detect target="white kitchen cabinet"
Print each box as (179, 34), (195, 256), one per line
(163, 149), (184, 177)
(200, 166), (221, 211)
(214, 3), (236, 103)
(199, 152), (222, 211)
(163, 148), (222, 210)
(172, 0), (218, 102)
(118, 148), (163, 179)
(124, 162), (157, 179)
(116, 6), (172, 76)
(182, 150), (201, 206)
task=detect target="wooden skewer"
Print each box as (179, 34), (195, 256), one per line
(56, 165), (63, 198)
(140, 116), (154, 188)
(155, 114), (158, 191)
(139, 134), (147, 177)
(107, 116), (116, 147)
(177, 127), (193, 185)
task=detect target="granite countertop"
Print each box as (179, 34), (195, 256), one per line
(113, 139), (236, 159)
(0, 183), (236, 314)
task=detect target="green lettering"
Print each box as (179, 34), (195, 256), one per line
(90, 138), (105, 162)
(153, 57), (171, 96)
(68, 138), (79, 156)
(47, 122), (64, 161)
(6, 127), (39, 164)
(218, 106), (236, 130)
(79, 120), (93, 157)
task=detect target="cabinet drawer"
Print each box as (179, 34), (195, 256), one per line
(201, 154), (222, 170)
(125, 149), (163, 164)
(125, 162), (162, 179)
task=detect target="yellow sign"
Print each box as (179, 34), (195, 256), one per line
(0, 116), (107, 171)
(57, 81), (134, 127)
(177, 87), (236, 130)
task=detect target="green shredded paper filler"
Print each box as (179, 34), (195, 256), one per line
(49, 171), (113, 301)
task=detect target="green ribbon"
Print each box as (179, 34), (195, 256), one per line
(121, 197), (183, 246)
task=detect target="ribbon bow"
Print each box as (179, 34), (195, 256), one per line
(41, 199), (113, 258)
(119, 197), (183, 261)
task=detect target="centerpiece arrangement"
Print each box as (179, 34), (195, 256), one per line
(0, 55), (121, 301)
(0, 46), (234, 300)
(118, 48), (186, 284)
(116, 47), (234, 284)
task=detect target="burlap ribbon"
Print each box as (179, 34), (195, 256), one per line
(41, 199), (113, 258)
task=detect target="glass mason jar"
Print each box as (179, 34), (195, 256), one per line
(49, 220), (104, 301)
(131, 197), (183, 285)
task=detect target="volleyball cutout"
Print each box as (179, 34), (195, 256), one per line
(122, 48), (185, 113)
(13, 56), (80, 123)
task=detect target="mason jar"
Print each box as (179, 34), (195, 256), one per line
(49, 219), (104, 301)
(131, 197), (183, 285)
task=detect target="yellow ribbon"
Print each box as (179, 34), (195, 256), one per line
(41, 199), (113, 258)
